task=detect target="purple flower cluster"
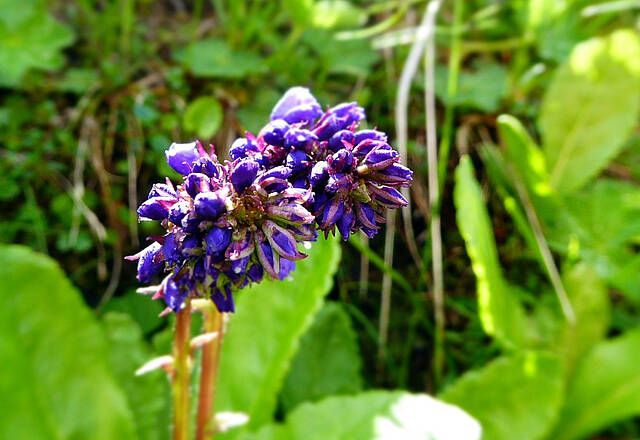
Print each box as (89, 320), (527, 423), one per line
(128, 87), (411, 314)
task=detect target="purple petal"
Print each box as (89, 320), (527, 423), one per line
(328, 129), (356, 152)
(259, 119), (290, 147)
(163, 233), (182, 265)
(181, 234), (202, 257)
(247, 263), (264, 282)
(211, 287), (235, 313)
(271, 87), (321, 121)
(286, 149), (312, 174)
(181, 211), (202, 233)
(376, 163), (414, 186)
(148, 183), (177, 199)
(355, 202), (377, 229)
(164, 276), (188, 312)
(168, 202), (190, 225)
(328, 149), (354, 173)
(137, 197), (175, 221)
(263, 221), (305, 260)
(226, 229), (255, 260)
(336, 209), (355, 240)
(230, 255), (250, 274)
(205, 227), (232, 255)
(326, 173), (353, 193)
(256, 236), (280, 279)
(319, 198), (345, 228)
(355, 129), (387, 145)
(279, 258), (296, 280)
(266, 204), (315, 224)
(230, 158), (259, 194)
(134, 242), (164, 282)
(310, 161), (329, 188)
(165, 142), (200, 175)
(191, 156), (219, 177)
(282, 103), (323, 125)
(185, 173), (211, 198)
(368, 185), (408, 207)
(353, 139), (386, 157)
(284, 128), (317, 151)
(229, 137), (259, 160)
(194, 191), (226, 219)
(363, 146), (399, 170)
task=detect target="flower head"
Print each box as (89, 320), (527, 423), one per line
(128, 142), (315, 314)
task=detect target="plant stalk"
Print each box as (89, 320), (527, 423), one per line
(172, 300), (192, 440)
(195, 307), (225, 440)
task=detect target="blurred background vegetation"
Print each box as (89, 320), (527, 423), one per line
(3, 0), (640, 439)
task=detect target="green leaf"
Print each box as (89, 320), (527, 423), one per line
(280, 302), (362, 412)
(237, 88), (281, 134)
(216, 237), (341, 430)
(303, 30), (379, 76)
(540, 30), (640, 192)
(181, 39), (266, 79)
(534, 264), (610, 374)
(311, 1), (367, 30)
(102, 289), (165, 335)
(0, 0), (74, 86)
(454, 156), (533, 349)
(283, 0), (314, 26)
(103, 312), (171, 440)
(440, 352), (564, 440)
(497, 114), (551, 198)
(183, 96), (223, 139)
(435, 62), (508, 112)
(239, 391), (481, 440)
(544, 179), (640, 301)
(550, 326), (640, 440)
(0, 245), (137, 439)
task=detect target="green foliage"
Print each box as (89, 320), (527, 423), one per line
(238, 391), (481, 440)
(181, 39), (266, 79)
(280, 301), (363, 412)
(441, 352), (564, 440)
(102, 289), (165, 335)
(551, 326), (640, 440)
(0, 0), (74, 86)
(183, 96), (224, 139)
(436, 62), (508, 112)
(103, 312), (171, 440)
(216, 237), (341, 430)
(0, 245), (137, 439)
(540, 30), (640, 193)
(454, 156), (533, 349)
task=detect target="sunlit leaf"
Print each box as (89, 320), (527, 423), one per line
(103, 312), (171, 440)
(0, 245), (137, 439)
(239, 391), (481, 440)
(454, 156), (534, 349)
(216, 237), (341, 431)
(280, 302), (362, 412)
(183, 96), (223, 139)
(0, 0), (74, 86)
(181, 39), (266, 79)
(550, 326), (640, 440)
(540, 30), (640, 192)
(435, 62), (508, 112)
(441, 352), (564, 440)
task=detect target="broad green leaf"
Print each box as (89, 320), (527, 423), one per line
(239, 391), (481, 440)
(181, 39), (266, 79)
(0, 245), (137, 439)
(311, 1), (367, 29)
(540, 30), (640, 192)
(435, 62), (508, 112)
(216, 237), (341, 430)
(303, 30), (379, 76)
(534, 264), (610, 373)
(183, 96), (223, 139)
(0, 0), (74, 86)
(440, 352), (564, 440)
(280, 302), (362, 412)
(283, 0), (314, 26)
(545, 179), (640, 301)
(497, 115), (551, 198)
(454, 156), (532, 349)
(551, 326), (640, 440)
(102, 289), (165, 335)
(103, 312), (171, 440)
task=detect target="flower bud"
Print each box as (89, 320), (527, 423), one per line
(230, 158), (259, 194)
(165, 142), (200, 175)
(194, 192), (226, 218)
